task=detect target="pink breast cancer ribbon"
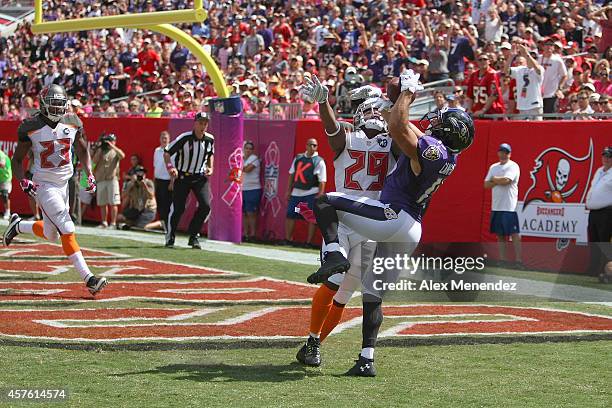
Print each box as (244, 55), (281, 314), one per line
(262, 142), (282, 217)
(221, 147), (243, 206)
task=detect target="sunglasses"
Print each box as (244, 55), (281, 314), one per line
(308, 143), (318, 147)
(570, 99), (578, 103)
(454, 90), (462, 93)
(578, 97), (588, 100)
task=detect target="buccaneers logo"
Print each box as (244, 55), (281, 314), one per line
(523, 139), (594, 208)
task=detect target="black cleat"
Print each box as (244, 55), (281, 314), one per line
(307, 251), (350, 284)
(296, 336), (321, 366)
(165, 238), (175, 248)
(188, 235), (201, 249)
(345, 354), (376, 377)
(2, 213), (21, 247)
(86, 276), (108, 295)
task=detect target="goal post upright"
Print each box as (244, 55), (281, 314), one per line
(32, 0), (230, 97)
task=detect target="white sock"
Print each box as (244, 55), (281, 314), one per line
(309, 332), (320, 339)
(325, 243), (347, 258)
(361, 347), (374, 360)
(17, 220), (34, 234)
(68, 251), (94, 282)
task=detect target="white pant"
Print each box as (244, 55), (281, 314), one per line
(36, 181), (75, 242)
(323, 192), (422, 301)
(326, 224), (377, 304)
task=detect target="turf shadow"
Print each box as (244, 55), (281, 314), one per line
(111, 362), (320, 383)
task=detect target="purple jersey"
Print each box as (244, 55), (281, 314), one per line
(379, 135), (456, 222)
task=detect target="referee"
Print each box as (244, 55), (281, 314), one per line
(164, 112), (214, 249)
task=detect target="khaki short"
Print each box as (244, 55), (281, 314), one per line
(0, 181), (12, 195)
(96, 179), (121, 206)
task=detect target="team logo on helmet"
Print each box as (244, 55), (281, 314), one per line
(422, 145), (441, 161)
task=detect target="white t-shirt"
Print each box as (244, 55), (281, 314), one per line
(153, 146), (171, 180)
(242, 154), (261, 191)
(485, 159), (520, 212)
(586, 166), (612, 210)
(538, 54), (567, 98)
(510, 66), (544, 110)
(484, 16), (503, 43)
(288, 152), (327, 197)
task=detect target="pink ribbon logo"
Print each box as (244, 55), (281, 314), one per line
(221, 147), (243, 207)
(262, 141), (281, 217)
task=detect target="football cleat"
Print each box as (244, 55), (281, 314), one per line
(345, 354), (376, 377)
(86, 276), (108, 295)
(296, 336), (321, 367)
(188, 235), (201, 249)
(307, 251), (350, 284)
(165, 238), (175, 248)
(3, 213), (21, 247)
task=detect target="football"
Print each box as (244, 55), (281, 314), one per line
(386, 77), (401, 103)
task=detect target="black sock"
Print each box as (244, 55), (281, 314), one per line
(313, 194), (339, 245)
(362, 297), (383, 349)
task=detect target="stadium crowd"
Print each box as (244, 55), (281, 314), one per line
(0, 0), (611, 120)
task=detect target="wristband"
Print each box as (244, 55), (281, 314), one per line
(325, 122), (341, 137)
(166, 162), (175, 171)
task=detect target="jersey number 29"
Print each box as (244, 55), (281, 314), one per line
(344, 150), (389, 191)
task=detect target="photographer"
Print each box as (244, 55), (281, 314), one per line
(335, 67), (364, 115)
(93, 133), (125, 229)
(118, 165), (157, 230)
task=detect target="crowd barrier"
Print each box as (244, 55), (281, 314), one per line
(0, 118), (609, 274)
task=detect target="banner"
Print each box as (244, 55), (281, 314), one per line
(207, 113), (244, 243)
(243, 119), (296, 242)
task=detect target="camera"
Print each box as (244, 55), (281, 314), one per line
(137, 175), (144, 181)
(98, 133), (117, 148)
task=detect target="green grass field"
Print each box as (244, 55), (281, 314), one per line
(0, 233), (610, 408)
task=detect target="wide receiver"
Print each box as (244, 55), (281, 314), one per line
(2, 84), (107, 295)
(296, 76), (397, 370)
(307, 71), (475, 376)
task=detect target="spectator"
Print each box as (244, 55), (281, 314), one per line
(241, 141), (262, 242)
(152, 131), (173, 232)
(446, 93), (465, 110)
(421, 15), (450, 82)
(538, 37), (568, 117)
(466, 53), (505, 118)
(285, 138), (326, 248)
(433, 90), (447, 111)
(585, 146), (612, 280)
(118, 165), (157, 230)
(93, 133), (125, 229)
(123, 154), (141, 191)
(575, 90), (595, 119)
(484, 143), (522, 267)
(506, 43), (545, 120)
(0, 147), (11, 219)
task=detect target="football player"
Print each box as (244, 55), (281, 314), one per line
(307, 71), (475, 376)
(296, 76), (397, 368)
(2, 84), (107, 295)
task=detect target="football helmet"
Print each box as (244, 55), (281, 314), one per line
(419, 108), (474, 154)
(39, 84), (68, 122)
(353, 97), (388, 138)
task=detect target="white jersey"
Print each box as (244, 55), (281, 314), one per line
(334, 130), (396, 200)
(510, 66), (544, 111)
(18, 113), (82, 185)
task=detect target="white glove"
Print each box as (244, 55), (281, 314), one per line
(399, 69), (424, 94)
(370, 97), (394, 112)
(301, 75), (329, 104)
(348, 85), (382, 101)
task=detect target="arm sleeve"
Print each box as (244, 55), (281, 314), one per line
(165, 134), (186, 156)
(314, 159), (327, 182)
(484, 165), (494, 181)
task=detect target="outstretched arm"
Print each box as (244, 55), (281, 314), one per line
(388, 90), (419, 161)
(11, 139), (31, 182)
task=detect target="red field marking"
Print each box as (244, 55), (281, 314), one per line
(0, 278), (315, 303)
(0, 243), (127, 259)
(0, 259), (240, 278)
(0, 305), (610, 341)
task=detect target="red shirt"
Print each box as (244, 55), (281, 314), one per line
(382, 31), (408, 47)
(467, 67), (505, 114)
(273, 23), (294, 42)
(137, 49), (160, 74)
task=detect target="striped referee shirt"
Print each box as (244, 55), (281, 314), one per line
(165, 131), (215, 174)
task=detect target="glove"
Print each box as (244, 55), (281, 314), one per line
(86, 175), (96, 193)
(370, 97), (394, 112)
(295, 202), (316, 224)
(399, 69), (424, 94)
(349, 85), (382, 101)
(301, 75), (329, 104)
(20, 178), (37, 198)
